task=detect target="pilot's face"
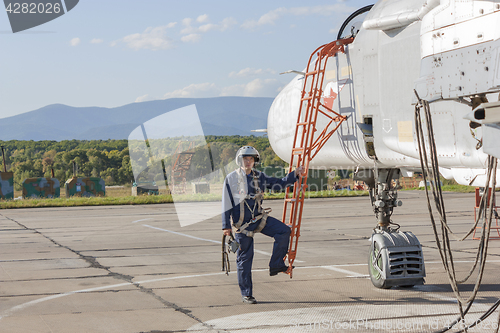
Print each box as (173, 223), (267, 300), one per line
(242, 156), (255, 170)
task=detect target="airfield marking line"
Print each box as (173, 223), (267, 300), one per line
(412, 286), (459, 303)
(142, 224), (305, 261)
(319, 265), (369, 278)
(3, 250), (495, 321)
(0, 272), (229, 321)
(142, 224), (221, 244)
(0, 265), (366, 320)
(1, 261), (482, 321)
(0, 281), (132, 320)
(132, 218), (153, 223)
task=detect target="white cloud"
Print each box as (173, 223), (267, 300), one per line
(163, 83), (218, 99)
(90, 38), (103, 44)
(181, 34), (202, 43)
(241, 8), (286, 29)
(244, 78), (278, 96)
(288, 4), (352, 16)
(70, 37), (81, 46)
(220, 17), (237, 31)
(120, 24), (176, 51)
(221, 78), (279, 97)
(181, 16), (237, 35)
(135, 94), (154, 103)
(115, 17), (234, 49)
(180, 26), (195, 35)
(241, 4), (353, 29)
(198, 23), (217, 33)
(197, 14), (209, 23)
(228, 68), (277, 78)
(163, 78), (281, 100)
(182, 18), (193, 26)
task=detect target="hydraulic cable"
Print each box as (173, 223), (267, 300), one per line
(434, 301), (474, 333)
(416, 96), (497, 299)
(436, 298), (500, 333)
(414, 90), (500, 331)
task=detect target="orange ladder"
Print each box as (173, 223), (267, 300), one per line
(283, 38), (353, 277)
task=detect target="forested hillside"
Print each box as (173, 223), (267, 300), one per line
(0, 136), (285, 190)
(0, 97), (273, 141)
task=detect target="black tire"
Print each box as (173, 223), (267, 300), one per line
(368, 240), (391, 289)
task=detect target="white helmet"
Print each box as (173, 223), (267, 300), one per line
(235, 146), (260, 167)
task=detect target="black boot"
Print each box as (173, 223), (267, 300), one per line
(242, 296), (257, 304)
(269, 266), (292, 276)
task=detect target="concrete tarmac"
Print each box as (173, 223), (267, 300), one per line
(0, 191), (499, 332)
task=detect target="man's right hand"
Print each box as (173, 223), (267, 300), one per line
(223, 228), (232, 236)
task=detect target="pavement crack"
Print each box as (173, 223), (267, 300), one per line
(109, 272), (135, 281)
(132, 283), (217, 331)
(80, 254), (108, 270)
(1, 213), (112, 272)
(0, 213), (216, 331)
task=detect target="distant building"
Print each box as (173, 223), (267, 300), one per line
(65, 177), (105, 197)
(22, 178), (60, 198)
(132, 182), (159, 196)
(0, 172), (14, 200)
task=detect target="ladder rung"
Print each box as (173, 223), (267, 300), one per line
(285, 198), (296, 202)
(292, 148), (304, 155)
(305, 69), (323, 76)
(301, 96), (313, 101)
(296, 122), (308, 126)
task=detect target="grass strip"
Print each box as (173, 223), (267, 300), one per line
(2, 185), (479, 209)
(0, 190), (369, 209)
(404, 185), (477, 193)
(0, 195), (174, 209)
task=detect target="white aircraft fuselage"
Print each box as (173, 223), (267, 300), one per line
(268, 0), (500, 186)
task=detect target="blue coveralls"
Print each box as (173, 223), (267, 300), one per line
(222, 169), (298, 297)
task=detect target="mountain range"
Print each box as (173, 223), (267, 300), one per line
(0, 97), (275, 141)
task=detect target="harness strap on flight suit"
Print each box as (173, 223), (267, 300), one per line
(232, 169), (271, 238)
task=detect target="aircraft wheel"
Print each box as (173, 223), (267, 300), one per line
(368, 240), (390, 289)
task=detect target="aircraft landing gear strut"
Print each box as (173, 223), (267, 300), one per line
(355, 168), (426, 289)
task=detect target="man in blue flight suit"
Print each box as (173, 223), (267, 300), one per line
(222, 146), (304, 304)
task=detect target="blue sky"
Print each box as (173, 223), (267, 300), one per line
(0, 0), (374, 119)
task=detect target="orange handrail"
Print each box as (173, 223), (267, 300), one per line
(283, 38), (353, 277)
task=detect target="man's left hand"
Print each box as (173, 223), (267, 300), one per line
(295, 166), (306, 176)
